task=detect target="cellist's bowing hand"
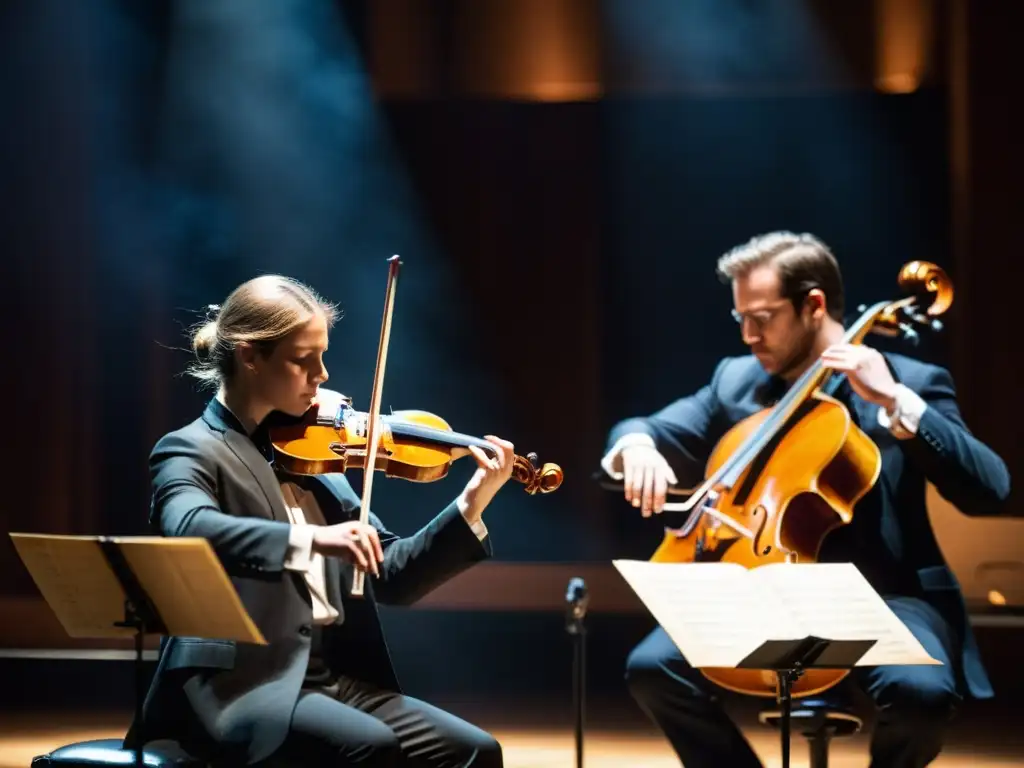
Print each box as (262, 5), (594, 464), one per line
(820, 343), (898, 411)
(457, 436), (516, 525)
(621, 444), (678, 517)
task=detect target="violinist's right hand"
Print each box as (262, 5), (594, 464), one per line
(312, 522), (383, 576)
(621, 444), (678, 517)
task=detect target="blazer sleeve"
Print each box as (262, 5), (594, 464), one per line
(901, 365), (1011, 514)
(603, 359), (728, 490)
(150, 431), (294, 575)
(322, 475), (490, 606)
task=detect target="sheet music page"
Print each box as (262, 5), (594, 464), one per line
(613, 560), (798, 668)
(9, 534), (134, 638)
(754, 562), (941, 666)
(116, 537), (266, 644)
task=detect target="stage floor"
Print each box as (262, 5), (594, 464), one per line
(3, 700), (1023, 768)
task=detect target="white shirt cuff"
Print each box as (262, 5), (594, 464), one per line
(284, 524), (317, 571)
(877, 384), (927, 439)
(455, 491), (490, 541)
(468, 517), (489, 541)
(599, 433), (656, 479)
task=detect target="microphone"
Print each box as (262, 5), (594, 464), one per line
(565, 577), (589, 768)
(565, 577), (589, 631)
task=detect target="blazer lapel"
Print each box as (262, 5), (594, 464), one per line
(225, 431), (291, 522)
(202, 399), (290, 523)
(828, 377), (880, 434)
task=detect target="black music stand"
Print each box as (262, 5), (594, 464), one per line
(737, 636), (876, 768)
(9, 533), (265, 768)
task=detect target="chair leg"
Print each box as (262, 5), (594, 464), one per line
(807, 731), (831, 768)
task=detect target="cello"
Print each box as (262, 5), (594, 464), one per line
(648, 260), (953, 698)
(268, 256), (563, 595)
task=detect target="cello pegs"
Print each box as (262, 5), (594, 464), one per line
(899, 322), (920, 345)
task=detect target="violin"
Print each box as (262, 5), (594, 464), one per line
(273, 256), (562, 597)
(647, 261), (953, 699)
(269, 398), (564, 496)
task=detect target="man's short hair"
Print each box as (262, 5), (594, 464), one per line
(716, 231), (844, 322)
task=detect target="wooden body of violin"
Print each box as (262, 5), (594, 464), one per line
(273, 410), (462, 481)
(652, 391), (881, 697)
(270, 406), (563, 495)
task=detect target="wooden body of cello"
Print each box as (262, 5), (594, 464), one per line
(652, 391), (880, 697)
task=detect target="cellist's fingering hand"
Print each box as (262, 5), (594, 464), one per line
(820, 343), (898, 411)
(621, 445), (678, 517)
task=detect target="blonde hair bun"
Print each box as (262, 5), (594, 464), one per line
(191, 320), (219, 360)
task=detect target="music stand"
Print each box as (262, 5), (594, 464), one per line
(9, 533), (266, 768)
(737, 636), (875, 768)
(611, 559), (943, 768)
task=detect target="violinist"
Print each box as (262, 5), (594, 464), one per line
(600, 232), (1010, 768)
(128, 275), (511, 767)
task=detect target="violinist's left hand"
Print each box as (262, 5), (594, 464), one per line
(820, 343), (898, 411)
(457, 436), (516, 525)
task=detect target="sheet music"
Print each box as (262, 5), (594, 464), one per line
(613, 560), (796, 668)
(116, 537), (266, 644)
(754, 562), (941, 666)
(9, 534), (134, 638)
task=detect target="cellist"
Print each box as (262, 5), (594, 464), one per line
(600, 232), (1010, 768)
(127, 274), (511, 767)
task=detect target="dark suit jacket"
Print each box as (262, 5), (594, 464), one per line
(605, 352), (1010, 700)
(129, 398), (491, 764)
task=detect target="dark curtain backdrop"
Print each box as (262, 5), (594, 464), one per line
(1, 0), (1022, 658)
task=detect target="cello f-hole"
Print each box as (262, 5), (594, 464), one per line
(751, 504), (773, 556)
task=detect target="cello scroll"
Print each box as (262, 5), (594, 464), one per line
(865, 261), (953, 340)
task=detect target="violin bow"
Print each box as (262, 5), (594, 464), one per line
(351, 255), (402, 597)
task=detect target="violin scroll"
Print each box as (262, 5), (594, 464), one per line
(512, 452), (564, 495)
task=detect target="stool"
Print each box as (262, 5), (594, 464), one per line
(31, 738), (208, 767)
(758, 696), (863, 768)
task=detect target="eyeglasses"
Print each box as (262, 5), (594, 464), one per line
(731, 302), (791, 332)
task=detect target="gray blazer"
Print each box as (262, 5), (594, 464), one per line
(128, 398), (491, 764)
(606, 352), (1010, 701)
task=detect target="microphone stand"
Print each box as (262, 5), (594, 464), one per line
(565, 577), (589, 768)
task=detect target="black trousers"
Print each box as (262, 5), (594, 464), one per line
(625, 596), (962, 768)
(255, 628), (502, 768)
